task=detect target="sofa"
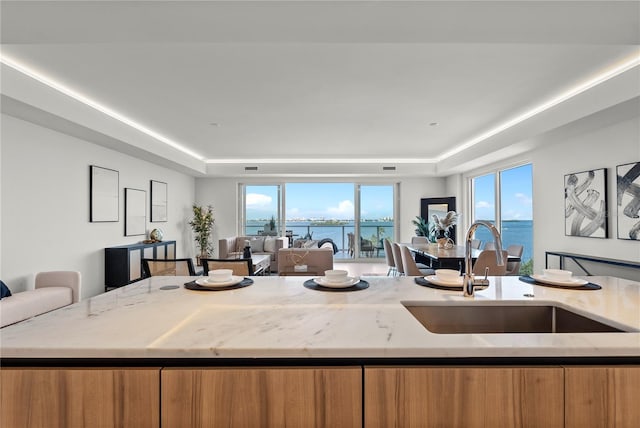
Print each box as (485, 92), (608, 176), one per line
(277, 247), (334, 276)
(218, 236), (288, 273)
(0, 271), (81, 328)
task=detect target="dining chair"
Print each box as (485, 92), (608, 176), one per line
(505, 244), (524, 275)
(142, 258), (196, 278)
(483, 242), (496, 251)
(411, 236), (428, 246)
(391, 243), (405, 276)
(401, 245), (436, 276)
(201, 258), (253, 276)
(383, 239), (396, 276)
(347, 233), (355, 257)
(472, 250), (508, 276)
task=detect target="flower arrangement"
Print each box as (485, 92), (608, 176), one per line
(431, 211), (458, 232)
(188, 204), (215, 259)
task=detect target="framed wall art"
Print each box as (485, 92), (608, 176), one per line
(150, 180), (168, 222)
(90, 165), (119, 222)
(564, 168), (608, 238)
(616, 161), (640, 240)
(125, 188), (146, 236)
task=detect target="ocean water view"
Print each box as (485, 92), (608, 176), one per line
(246, 219), (533, 262)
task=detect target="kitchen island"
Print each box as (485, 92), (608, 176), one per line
(2, 275), (639, 427)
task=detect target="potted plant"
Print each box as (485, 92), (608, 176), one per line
(188, 204), (215, 264)
(411, 216), (430, 237)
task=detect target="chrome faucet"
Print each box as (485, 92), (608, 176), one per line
(463, 221), (504, 297)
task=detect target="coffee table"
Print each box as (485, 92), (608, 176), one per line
(250, 254), (271, 275)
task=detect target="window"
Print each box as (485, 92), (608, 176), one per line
(471, 164), (533, 268)
(243, 185), (281, 236)
(241, 183), (396, 259)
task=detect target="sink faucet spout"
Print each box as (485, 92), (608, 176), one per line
(464, 221), (504, 297)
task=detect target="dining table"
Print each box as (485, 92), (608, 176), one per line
(407, 243), (520, 270)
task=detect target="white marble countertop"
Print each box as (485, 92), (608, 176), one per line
(1, 275), (639, 359)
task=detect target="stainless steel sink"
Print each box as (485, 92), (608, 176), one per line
(403, 303), (628, 334)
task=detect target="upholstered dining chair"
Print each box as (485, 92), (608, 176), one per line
(201, 258), (253, 276)
(391, 242), (405, 276)
(401, 245), (436, 276)
(505, 244), (524, 275)
(142, 258), (196, 278)
(472, 250), (508, 276)
(383, 239), (396, 276)
(483, 242), (496, 251)
(411, 236), (428, 246)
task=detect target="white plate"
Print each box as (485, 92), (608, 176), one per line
(195, 276), (244, 287)
(530, 274), (588, 287)
(314, 276), (360, 288)
(424, 275), (463, 287)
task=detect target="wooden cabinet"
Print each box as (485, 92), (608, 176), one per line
(364, 366), (564, 428)
(162, 366), (362, 428)
(105, 240), (176, 289)
(564, 366), (640, 428)
(0, 367), (160, 428)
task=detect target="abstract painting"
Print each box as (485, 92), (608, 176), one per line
(125, 188), (146, 236)
(564, 168), (608, 238)
(616, 162), (640, 240)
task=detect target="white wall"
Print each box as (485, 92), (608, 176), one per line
(531, 102), (640, 278)
(194, 176), (448, 255)
(1, 114), (196, 298)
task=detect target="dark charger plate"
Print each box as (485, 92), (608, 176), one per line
(184, 277), (254, 291)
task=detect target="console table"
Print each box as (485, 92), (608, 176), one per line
(545, 251), (640, 275)
(105, 241), (176, 290)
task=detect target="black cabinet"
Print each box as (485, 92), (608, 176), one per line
(105, 241), (176, 289)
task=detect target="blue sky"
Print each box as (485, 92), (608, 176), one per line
(474, 164), (533, 221)
(245, 183), (394, 220)
(246, 164), (532, 222)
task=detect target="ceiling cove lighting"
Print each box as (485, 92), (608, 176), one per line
(1, 55), (204, 161)
(439, 52), (640, 161)
(206, 158), (437, 164)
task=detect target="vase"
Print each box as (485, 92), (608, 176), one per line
(436, 230), (449, 248)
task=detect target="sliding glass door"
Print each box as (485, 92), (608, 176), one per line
(241, 182), (396, 260)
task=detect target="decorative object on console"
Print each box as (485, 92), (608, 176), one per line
(125, 188), (146, 236)
(189, 204), (215, 264)
(564, 168), (608, 238)
(89, 165), (119, 222)
(616, 162), (640, 240)
(149, 228), (164, 242)
(150, 180), (168, 222)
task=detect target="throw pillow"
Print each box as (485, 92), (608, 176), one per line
(250, 237), (265, 252)
(263, 236), (277, 253)
(0, 280), (12, 299)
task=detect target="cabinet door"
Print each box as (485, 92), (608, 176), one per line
(364, 366), (563, 428)
(565, 366), (640, 428)
(0, 367), (160, 428)
(166, 242), (176, 258)
(129, 248), (142, 281)
(162, 367), (362, 427)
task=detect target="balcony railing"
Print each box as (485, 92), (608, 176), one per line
(246, 223), (391, 258)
